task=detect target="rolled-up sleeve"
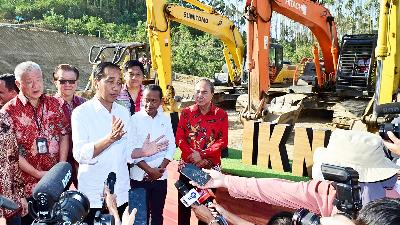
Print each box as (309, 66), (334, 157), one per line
(71, 109), (96, 163)
(225, 175), (336, 217)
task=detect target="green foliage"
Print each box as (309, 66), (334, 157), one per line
(171, 25), (224, 78)
(41, 10), (66, 32)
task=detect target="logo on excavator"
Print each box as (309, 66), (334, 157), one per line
(285, 0), (307, 16)
(184, 12), (209, 24)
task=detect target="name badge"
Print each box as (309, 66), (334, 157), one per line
(36, 137), (49, 154)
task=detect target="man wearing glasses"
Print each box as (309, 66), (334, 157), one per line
(53, 64), (86, 188)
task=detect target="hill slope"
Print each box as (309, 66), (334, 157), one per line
(0, 26), (109, 89)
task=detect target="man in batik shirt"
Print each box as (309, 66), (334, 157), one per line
(53, 64), (86, 187)
(0, 112), (27, 225)
(175, 78), (228, 225)
(1, 61), (69, 225)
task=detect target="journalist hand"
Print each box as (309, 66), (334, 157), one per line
(189, 169), (227, 189)
(192, 204), (218, 225)
(121, 207), (136, 225)
(383, 131), (400, 155)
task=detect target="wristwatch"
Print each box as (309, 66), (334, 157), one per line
(207, 219), (219, 225)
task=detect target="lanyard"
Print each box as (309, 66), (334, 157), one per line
(31, 100), (45, 136)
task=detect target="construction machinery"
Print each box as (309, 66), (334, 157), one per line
(361, 0), (400, 131)
(145, 0), (244, 96)
(78, 42), (149, 99)
(242, 0), (340, 122)
(241, 0), (384, 129)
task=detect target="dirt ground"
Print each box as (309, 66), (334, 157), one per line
(172, 74), (336, 159)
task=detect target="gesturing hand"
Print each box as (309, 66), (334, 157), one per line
(141, 134), (169, 157)
(109, 116), (127, 142)
(190, 169), (226, 189)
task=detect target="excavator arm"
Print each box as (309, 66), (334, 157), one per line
(146, 0), (244, 94)
(245, 0), (339, 109)
(362, 0), (399, 129)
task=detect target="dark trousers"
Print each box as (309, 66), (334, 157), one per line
(178, 175), (215, 225)
(83, 202), (128, 225)
(21, 198), (34, 225)
(131, 179), (167, 225)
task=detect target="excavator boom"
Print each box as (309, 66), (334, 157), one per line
(246, 0), (339, 107)
(146, 0), (244, 94)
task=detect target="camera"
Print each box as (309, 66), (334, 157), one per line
(292, 208), (320, 225)
(31, 190), (90, 225)
(379, 123), (400, 141)
(292, 164), (362, 225)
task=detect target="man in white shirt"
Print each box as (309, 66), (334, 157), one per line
(130, 84), (176, 225)
(71, 62), (168, 225)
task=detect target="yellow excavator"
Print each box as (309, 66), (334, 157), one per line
(145, 0), (244, 96)
(361, 0), (400, 131)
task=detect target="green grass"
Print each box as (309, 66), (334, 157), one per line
(174, 148), (309, 182)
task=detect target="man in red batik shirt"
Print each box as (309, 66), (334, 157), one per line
(175, 78), (228, 225)
(1, 61), (70, 225)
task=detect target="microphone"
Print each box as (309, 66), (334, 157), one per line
(174, 181), (228, 225)
(32, 162), (72, 202)
(175, 180), (200, 207)
(0, 195), (19, 210)
(101, 172), (117, 212)
(106, 172), (116, 194)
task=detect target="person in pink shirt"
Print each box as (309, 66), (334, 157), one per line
(192, 129), (399, 217)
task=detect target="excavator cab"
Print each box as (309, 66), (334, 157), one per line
(78, 42), (152, 99)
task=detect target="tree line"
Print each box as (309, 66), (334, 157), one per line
(0, 0), (379, 77)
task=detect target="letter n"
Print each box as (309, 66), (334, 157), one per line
(242, 121), (260, 165)
(292, 127), (331, 177)
(257, 123), (292, 172)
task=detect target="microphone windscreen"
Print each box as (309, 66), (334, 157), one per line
(32, 162), (72, 202)
(0, 195), (19, 210)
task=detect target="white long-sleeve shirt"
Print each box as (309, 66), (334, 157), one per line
(129, 109), (176, 181)
(71, 98), (133, 208)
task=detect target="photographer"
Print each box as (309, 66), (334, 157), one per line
(191, 130), (399, 217)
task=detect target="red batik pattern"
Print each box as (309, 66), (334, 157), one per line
(2, 94), (70, 196)
(176, 104), (228, 167)
(0, 112), (24, 218)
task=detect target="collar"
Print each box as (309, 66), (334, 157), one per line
(54, 93), (81, 106)
(137, 107), (163, 119)
(190, 103), (216, 115)
(18, 92), (44, 106)
(92, 96), (116, 113)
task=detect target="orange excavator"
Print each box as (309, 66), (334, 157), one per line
(243, 0), (339, 120)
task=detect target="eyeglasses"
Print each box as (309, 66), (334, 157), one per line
(58, 80), (77, 85)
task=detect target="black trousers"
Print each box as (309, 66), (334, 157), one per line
(83, 202), (128, 225)
(131, 179), (168, 225)
(178, 175), (218, 225)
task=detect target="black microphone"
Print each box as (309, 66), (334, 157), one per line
(32, 162), (72, 202)
(32, 162), (72, 220)
(0, 195), (19, 210)
(101, 172), (117, 212)
(106, 172), (116, 194)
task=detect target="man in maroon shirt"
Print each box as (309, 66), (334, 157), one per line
(53, 64), (86, 188)
(175, 78), (228, 225)
(1, 61), (69, 225)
